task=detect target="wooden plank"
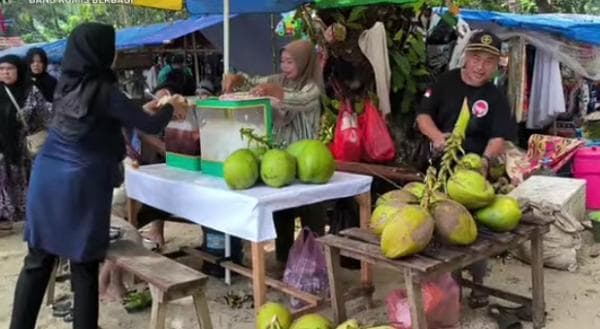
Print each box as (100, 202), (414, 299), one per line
(324, 246), (347, 324)
(192, 292), (213, 329)
(107, 240), (206, 293)
(477, 228), (515, 244)
(531, 227), (546, 329)
(318, 235), (442, 272)
(355, 192), (374, 294)
(336, 161), (423, 183)
(459, 279), (532, 306)
(340, 227), (465, 263)
(251, 242), (267, 312)
(404, 270), (427, 329)
(340, 227), (379, 244)
(218, 261), (322, 306)
(150, 286), (167, 329)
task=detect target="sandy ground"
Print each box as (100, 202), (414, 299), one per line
(2, 221), (600, 329)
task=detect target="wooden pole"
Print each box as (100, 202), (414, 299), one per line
(192, 32), (201, 87)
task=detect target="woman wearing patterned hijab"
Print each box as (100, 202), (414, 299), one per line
(9, 22), (185, 329)
(0, 54), (52, 235)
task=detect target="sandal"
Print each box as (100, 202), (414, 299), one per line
(489, 303), (537, 322)
(489, 305), (523, 329)
(52, 300), (72, 318)
(468, 290), (490, 309)
(63, 310), (74, 323)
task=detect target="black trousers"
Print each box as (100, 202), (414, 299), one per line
(10, 248), (100, 329)
(274, 203), (327, 263)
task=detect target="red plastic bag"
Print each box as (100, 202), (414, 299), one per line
(331, 99), (362, 162)
(359, 100), (396, 163)
(386, 273), (460, 329)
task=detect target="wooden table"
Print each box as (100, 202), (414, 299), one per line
(317, 213), (552, 329)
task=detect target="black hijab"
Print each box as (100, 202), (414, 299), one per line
(0, 55), (31, 163)
(51, 22), (117, 141)
(26, 47), (57, 102)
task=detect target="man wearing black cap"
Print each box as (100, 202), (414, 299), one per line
(416, 30), (517, 308)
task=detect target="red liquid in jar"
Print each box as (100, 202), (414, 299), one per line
(164, 128), (201, 156)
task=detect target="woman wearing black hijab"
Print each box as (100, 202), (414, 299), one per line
(9, 23), (185, 329)
(0, 54), (52, 234)
(25, 47), (57, 102)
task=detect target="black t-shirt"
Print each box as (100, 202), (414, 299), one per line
(417, 69), (516, 155)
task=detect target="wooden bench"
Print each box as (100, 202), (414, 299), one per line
(107, 240), (213, 329)
(317, 213), (552, 329)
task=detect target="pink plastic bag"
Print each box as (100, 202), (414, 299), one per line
(283, 228), (330, 309)
(387, 273), (460, 329)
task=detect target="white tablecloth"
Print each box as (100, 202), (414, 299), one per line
(125, 164), (372, 242)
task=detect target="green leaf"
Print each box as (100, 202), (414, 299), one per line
(401, 92), (414, 114)
(346, 22), (363, 30)
(393, 29), (404, 41)
(348, 6), (368, 23)
(413, 68), (430, 77)
(406, 78), (417, 94)
(392, 69), (405, 93)
(331, 12), (346, 24)
(407, 49), (419, 65)
(393, 54), (411, 76)
(409, 37), (426, 59)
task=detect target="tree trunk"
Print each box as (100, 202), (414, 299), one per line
(535, 0), (556, 13)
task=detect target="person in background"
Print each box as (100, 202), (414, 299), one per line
(0, 55), (52, 235)
(157, 53), (194, 86)
(223, 39), (325, 268)
(25, 47), (57, 102)
(416, 30), (517, 308)
(9, 22), (187, 329)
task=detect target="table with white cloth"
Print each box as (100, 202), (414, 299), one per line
(125, 164), (373, 312)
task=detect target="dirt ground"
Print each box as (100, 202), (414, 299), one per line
(2, 221), (600, 329)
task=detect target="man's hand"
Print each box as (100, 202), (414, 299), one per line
(432, 132), (451, 152)
(168, 94), (189, 121)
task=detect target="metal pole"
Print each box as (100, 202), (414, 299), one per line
(192, 32), (201, 87)
(223, 0), (230, 74)
(270, 14), (277, 74)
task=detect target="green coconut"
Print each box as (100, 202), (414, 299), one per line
(223, 149), (259, 190)
(289, 314), (332, 329)
(375, 190), (419, 207)
(370, 201), (407, 235)
(475, 195), (523, 232)
(447, 169), (495, 209)
(380, 205), (434, 259)
(401, 182), (426, 200)
(256, 302), (292, 329)
(430, 199), (478, 245)
(288, 140), (335, 184)
(260, 149), (296, 188)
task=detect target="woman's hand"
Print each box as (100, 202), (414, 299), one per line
(142, 99), (160, 114)
(222, 74), (245, 93)
(251, 83), (284, 100)
(169, 94), (189, 121)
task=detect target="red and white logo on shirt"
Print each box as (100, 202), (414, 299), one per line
(472, 100), (489, 118)
(424, 88), (432, 98)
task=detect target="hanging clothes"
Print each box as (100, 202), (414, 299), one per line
(526, 49), (566, 129)
(358, 22), (391, 116)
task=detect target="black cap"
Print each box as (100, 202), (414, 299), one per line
(465, 30), (501, 56)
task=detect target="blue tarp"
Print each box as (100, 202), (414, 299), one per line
(0, 15), (226, 63)
(454, 9), (600, 46)
(186, 0), (308, 15)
